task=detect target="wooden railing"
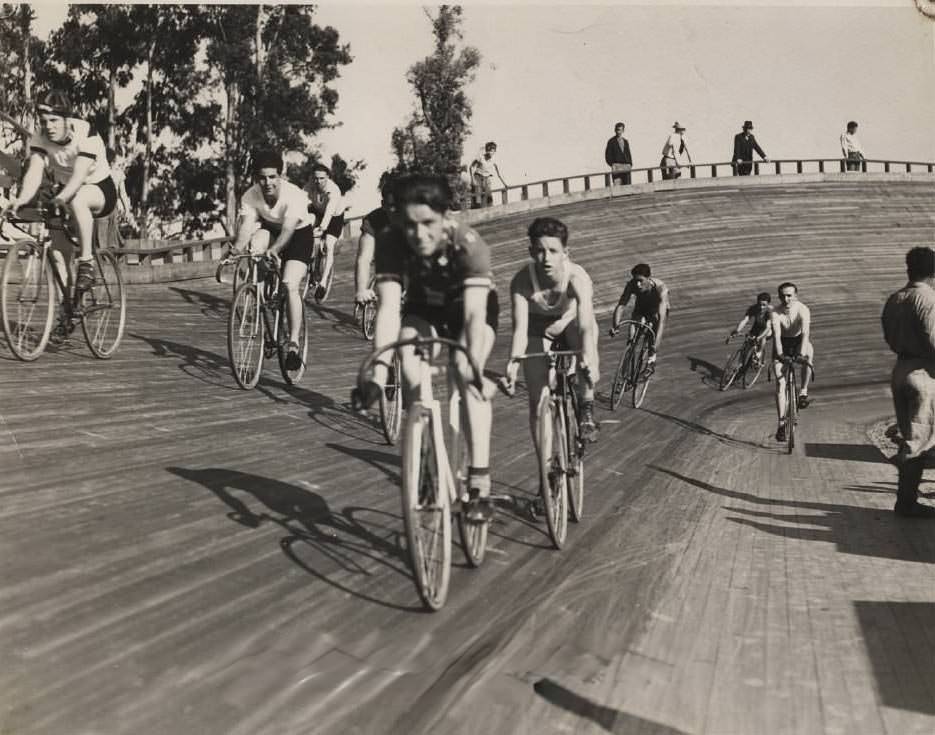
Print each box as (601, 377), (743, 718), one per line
(118, 236), (233, 266)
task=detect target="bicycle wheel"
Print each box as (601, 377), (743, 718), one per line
(277, 296), (308, 384)
(453, 410), (488, 567)
(232, 257), (252, 298)
(719, 346), (743, 391)
(632, 333), (653, 408)
(81, 249), (126, 359)
(564, 386), (584, 523)
(742, 348), (765, 389)
(609, 344), (630, 410)
(401, 407), (451, 611)
(379, 352), (403, 445)
(786, 372), (797, 454)
(1, 240), (54, 361)
(228, 283), (265, 389)
(362, 299), (377, 340)
(536, 392), (568, 549)
(311, 245), (335, 303)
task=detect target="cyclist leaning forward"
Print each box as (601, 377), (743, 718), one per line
(726, 291), (773, 363)
(609, 263), (670, 365)
(357, 174), (499, 521)
(354, 180), (395, 307)
(306, 163), (345, 302)
(770, 281), (814, 442)
(232, 149), (316, 371)
(4, 90), (118, 292)
(503, 216), (601, 443)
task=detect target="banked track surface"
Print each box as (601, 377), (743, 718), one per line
(2, 181), (935, 734)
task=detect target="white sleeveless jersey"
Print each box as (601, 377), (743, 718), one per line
(527, 261), (588, 318)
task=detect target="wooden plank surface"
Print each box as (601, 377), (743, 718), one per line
(2, 181), (935, 734)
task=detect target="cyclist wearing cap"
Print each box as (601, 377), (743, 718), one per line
(354, 181), (395, 307)
(504, 216), (600, 444)
(726, 291), (773, 364)
(355, 174), (498, 521)
(305, 163), (345, 302)
(609, 263), (670, 364)
(4, 90), (117, 291)
(233, 149), (315, 371)
(770, 281), (813, 442)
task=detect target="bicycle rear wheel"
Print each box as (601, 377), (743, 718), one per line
(401, 407), (451, 611)
(632, 333), (653, 408)
(536, 392), (568, 549)
(609, 345), (630, 410)
(81, 249), (126, 359)
(228, 283), (264, 389)
(719, 346), (743, 391)
(277, 296), (308, 384)
(1, 240), (54, 361)
(742, 348), (765, 389)
(786, 373), (797, 454)
(362, 299), (377, 340)
(379, 352), (403, 445)
(311, 246), (335, 303)
(453, 409), (488, 568)
(564, 387), (584, 523)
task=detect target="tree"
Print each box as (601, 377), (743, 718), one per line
(385, 6), (480, 202)
(0, 4), (43, 153)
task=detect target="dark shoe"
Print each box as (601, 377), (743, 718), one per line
(314, 284), (327, 302)
(284, 341), (302, 371)
(579, 405), (599, 444)
(775, 424), (787, 442)
(75, 260), (95, 292)
(894, 501), (935, 518)
(797, 394), (810, 409)
(463, 487), (494, 522)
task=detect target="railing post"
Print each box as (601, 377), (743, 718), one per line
(754, 162), (760, 176)
(884, 161), (890, 173)
(542, 182), (549, 198)
(689, 165), (696, 179)
(774, 160), (781, 175)
(562, 178), (570, 194)
(797, 160), (803, 174)
(711, 164), (717, 178)
(929, 164), (933, 173)
(647, 168), (654, 183)
(839, 158), (846, 173)
(500, 189), (508, 205)
(604, 173), (611, 187)
(521, 185), (528, 201)
(906, 163), (912, 173)
(818, 160), (825, 173)
(583, 176), (591, 191)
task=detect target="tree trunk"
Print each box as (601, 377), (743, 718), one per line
(107, 67), (116, 149)
(19, 7), (33, 132)
(140, 40), (155, 239)
(224, 78), (240, 234)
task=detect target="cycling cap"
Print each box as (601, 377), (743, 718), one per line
(37, 90), (72, 117)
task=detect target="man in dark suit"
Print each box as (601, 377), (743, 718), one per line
(605, 122), (633, 185)
(732, 120), (768, 176)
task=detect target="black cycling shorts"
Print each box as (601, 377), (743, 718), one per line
(323, 212), (345, 239)
(403, 289), (499, 338)
(261, 221), (316, 265)
(776, 334), (803, 359)
(92, 176), (118, 219)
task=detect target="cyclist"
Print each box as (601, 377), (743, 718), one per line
(232, 149), (316, 371)
(3, 90), (117, 292)
(770, 281), (814, 442)
(305, 163), (345, 302)
(503, 216), (600, 443)
(354, 181), (395, 307)
(609, 263), (670, 365)
(726, 291), (773, 365)
(355, 174), (498, 521)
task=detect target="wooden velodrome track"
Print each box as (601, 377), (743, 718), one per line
(2, 179), (935, 735)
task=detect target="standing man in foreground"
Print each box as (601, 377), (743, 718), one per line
(881, 246), (935, 518)
(732, 120), (768, 176)
(604, 122), (633, 186)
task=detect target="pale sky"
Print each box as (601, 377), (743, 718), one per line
(30, 1), (935, 213)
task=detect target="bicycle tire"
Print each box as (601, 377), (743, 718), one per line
(786, 370), (797, 454)
(228, 283), (265, 389)
(379, 352), (403, 445)
(564, 384), (584, 523)
(277, 294), (308, 384)
(81, 249), (126, 359)
(609, 345), (630, 410)
(232, 256), (252, 298)
(453, 410), (488, 568)
(311, 245), (335, 303)
(719, 346), (743, 391)
(632, 332), (653, 408)
(742, 347), (765, 389)
(536, 391), (568, 549)
(401, 407), (451, 611)
(362, 300), (377, 341)
(1, 240), (54, 361)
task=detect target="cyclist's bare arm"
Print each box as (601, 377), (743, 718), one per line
(731, 315), (750, 337)
(506, 282), (530, 385)
(770, 312), (784, 358)
(355, 231), (375, 300)
(10, 152), (47, 210)
(462, 284), (491, 370)
(570, 270), (598, 370)
(654, 286), (670, 348)
(372, 279), (403, 385)
(233, 210), (259, 252)
(315, 191), (338, 234)
(268, 215), (299, 259)
(610, 282), (634, 332)
(799, 308), (812, 354)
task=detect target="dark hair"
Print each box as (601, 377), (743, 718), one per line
(527, 217), (568, 247)
(37, 89), (72, 117)
(906, 246), (935, 281)
(778, 281), (798, 294)
(631, 263), (651, 278)
(756, 291), (771, 303)
(614, 122), (625, 131)
(252, 149), (283, 174)
(392, 173), (452, 213)
(311, 163), (332, 178)
(484, 141), (497, 152)
(847, 121), (858, 132)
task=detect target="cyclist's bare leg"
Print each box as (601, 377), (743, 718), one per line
(322, 233), (337, 283)
(773, 361), (788, 422)
(562, 323), (598, 403)
(281, 259), (308, 345)
(454, 324), (495, 475)
(68, 183), (105, 263)
(799, 342), (814, 395)
(521, 345), (551, 441)
(49, 228), (73, 293)
(397, 316), (438, 409)
(248, 229), (271, 255)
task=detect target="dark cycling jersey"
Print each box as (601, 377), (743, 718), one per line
(745, 303), (772, 336)
(361, 207), (392, 238)
(620, 277), (667, 318)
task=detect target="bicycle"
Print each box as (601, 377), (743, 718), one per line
(501, 349), (588, 549)
(1, 206), (126, 361)
(353, 277), (377, 341)
(774, 355), (815, 454)
(378, 351), (402, 445)
(719, 333), (766, 391)
(226, 252), (309, 389)
(308, 237), (334, 303)
(608, 319), (656, 409)
(353, 336), (490, 611)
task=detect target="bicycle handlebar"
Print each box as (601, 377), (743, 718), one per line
(356, 335), (486, 395)
(608, 319), (656, 342)
(777, 355), (816, 381)
(499, 349), (592, 397)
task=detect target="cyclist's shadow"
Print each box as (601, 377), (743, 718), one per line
(169, 285), (229, 320)
(167, 466), (419, 611)
(687, 355), (724, 389)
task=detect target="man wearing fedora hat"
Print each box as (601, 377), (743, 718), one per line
(733, 121), (768, 176)
(660, 122), (691, 180)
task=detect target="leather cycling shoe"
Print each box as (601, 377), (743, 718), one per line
(284, 341), (302, 371)
(775, 424), (787, 442)
(797, 394), (810, 409)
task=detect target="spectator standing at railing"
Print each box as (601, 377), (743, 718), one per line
(660, 122), (691, 180)
(841, 121), (865, 172)
(732, 120), (768, 176)
(469, 141), (508, 207)
(604, 122), (633, 185)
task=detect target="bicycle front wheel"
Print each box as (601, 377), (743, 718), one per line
(228, 283), (265, 389)
(362, 300), (377, 340)
(719, 346), (743, 391)
(277, 296), (308, 384)
(742, 349), (765, 389)
(81, 249), (126, 359)
(632, 334), (653, 408)
(786, 374), (797, 454)
(536, 392), (568, 549)
(401, 407), (451, 611)
(232, 256), (252, 298)
(453, 415), (488, 568)
(564, 388), (584, 523)
(379, 352), (403, 445)
(1, 240), (54, 361)
(609, 345), (630, 410)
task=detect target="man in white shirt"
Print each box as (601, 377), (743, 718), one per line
(661, 122), (691, 180)
(841, 121), (864, 172)
(770, 282), (814, 442)
(305, 163), (345, 302)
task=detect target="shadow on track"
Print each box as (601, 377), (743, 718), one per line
(650, 465), (935, 564)
(167, 466), (422, 612)
(687, 355), (723, 388)
(641, 407), (773, 452)
(169, 285), (229, 320)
